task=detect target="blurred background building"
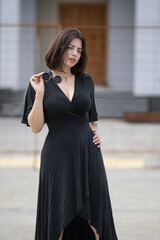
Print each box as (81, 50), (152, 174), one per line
(0, 0), (160, 119)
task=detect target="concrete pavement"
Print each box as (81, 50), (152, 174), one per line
(0, 117), (160, 240)
(0, 165), (160, 240)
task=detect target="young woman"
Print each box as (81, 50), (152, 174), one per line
(21, 27), (118, 240)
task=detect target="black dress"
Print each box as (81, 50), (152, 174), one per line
(21, 72), (118, 240)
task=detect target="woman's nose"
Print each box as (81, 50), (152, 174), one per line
(72, 49), (77, 56)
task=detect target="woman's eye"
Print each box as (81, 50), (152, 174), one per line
(68, 46), (81, 53)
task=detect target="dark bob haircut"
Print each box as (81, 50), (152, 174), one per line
(45, 27), (87, 75)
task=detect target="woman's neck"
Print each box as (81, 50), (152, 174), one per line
(52, 66), (72, 77)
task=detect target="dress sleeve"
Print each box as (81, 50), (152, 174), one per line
(21, 82), (47, 127)
(87, 74), (98, 122)
(21, 82), (36, 126)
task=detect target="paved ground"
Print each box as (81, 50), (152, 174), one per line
(0, 117), (160, 240)
(0, 165), (160, 240)
(1, 117), (160, 155)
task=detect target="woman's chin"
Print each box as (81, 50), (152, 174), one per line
(65, 62), (77, 69)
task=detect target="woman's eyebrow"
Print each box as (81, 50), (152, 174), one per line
(69, 44), (82, 50)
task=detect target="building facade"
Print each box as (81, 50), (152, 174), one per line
(0, 0), (160, 98)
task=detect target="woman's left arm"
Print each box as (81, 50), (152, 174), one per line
(90, 121), (102, 148)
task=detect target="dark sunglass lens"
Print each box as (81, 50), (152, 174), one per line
(54, 75), (62, 84)
(42, 72), (50, 81)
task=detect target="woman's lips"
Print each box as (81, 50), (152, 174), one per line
(69, 58), (76, 63)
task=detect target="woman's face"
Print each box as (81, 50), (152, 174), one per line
(62, 38), (82, 69)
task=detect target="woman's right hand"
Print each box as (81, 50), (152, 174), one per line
(30, 72), (44, 98)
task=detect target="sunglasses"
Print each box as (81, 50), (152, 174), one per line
(42, 72), (62, 84)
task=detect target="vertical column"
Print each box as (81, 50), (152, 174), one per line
(0, 0), (20, 89)
(36, 0), (58, 73)
(0, 0), (37, 89)
(18, 0), (36, 89)
(107, 0), (134, 91)
(133, 0), (160, 96)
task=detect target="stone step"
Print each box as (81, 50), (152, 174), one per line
(95, 89), (148, 118)
(0, 88), (149, 118)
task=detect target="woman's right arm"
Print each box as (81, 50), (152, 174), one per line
(27, 72), (45, 133)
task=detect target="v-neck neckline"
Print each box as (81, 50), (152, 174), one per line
(51, 71), (77, 104)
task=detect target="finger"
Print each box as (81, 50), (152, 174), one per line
(93, 137), (100, 143)
(97, 143), (102, 148)
(30, 78), (36, 83)
(93, 138), (99, 144)
(96, 138), (101, 143)
(39, 75), (44, 82)
(93, 133), (99, 139)
(39, 72), (45, 81)
(93, 136), (100, 142)
(93, 136), (99, 142)
(31, 72), (44, 80)
(93, 138), (97, 143)
(37, 72), (44, 76)
(30, 77), (40, 83)
(30, 75), (39, 80)
(32, 74), (41, 78)
(94, 140), (101, 145)
(30, 73), (44, 82)
(93, 133), (98, 137)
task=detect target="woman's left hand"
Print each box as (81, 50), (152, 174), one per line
(92, 130), (102, 148)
